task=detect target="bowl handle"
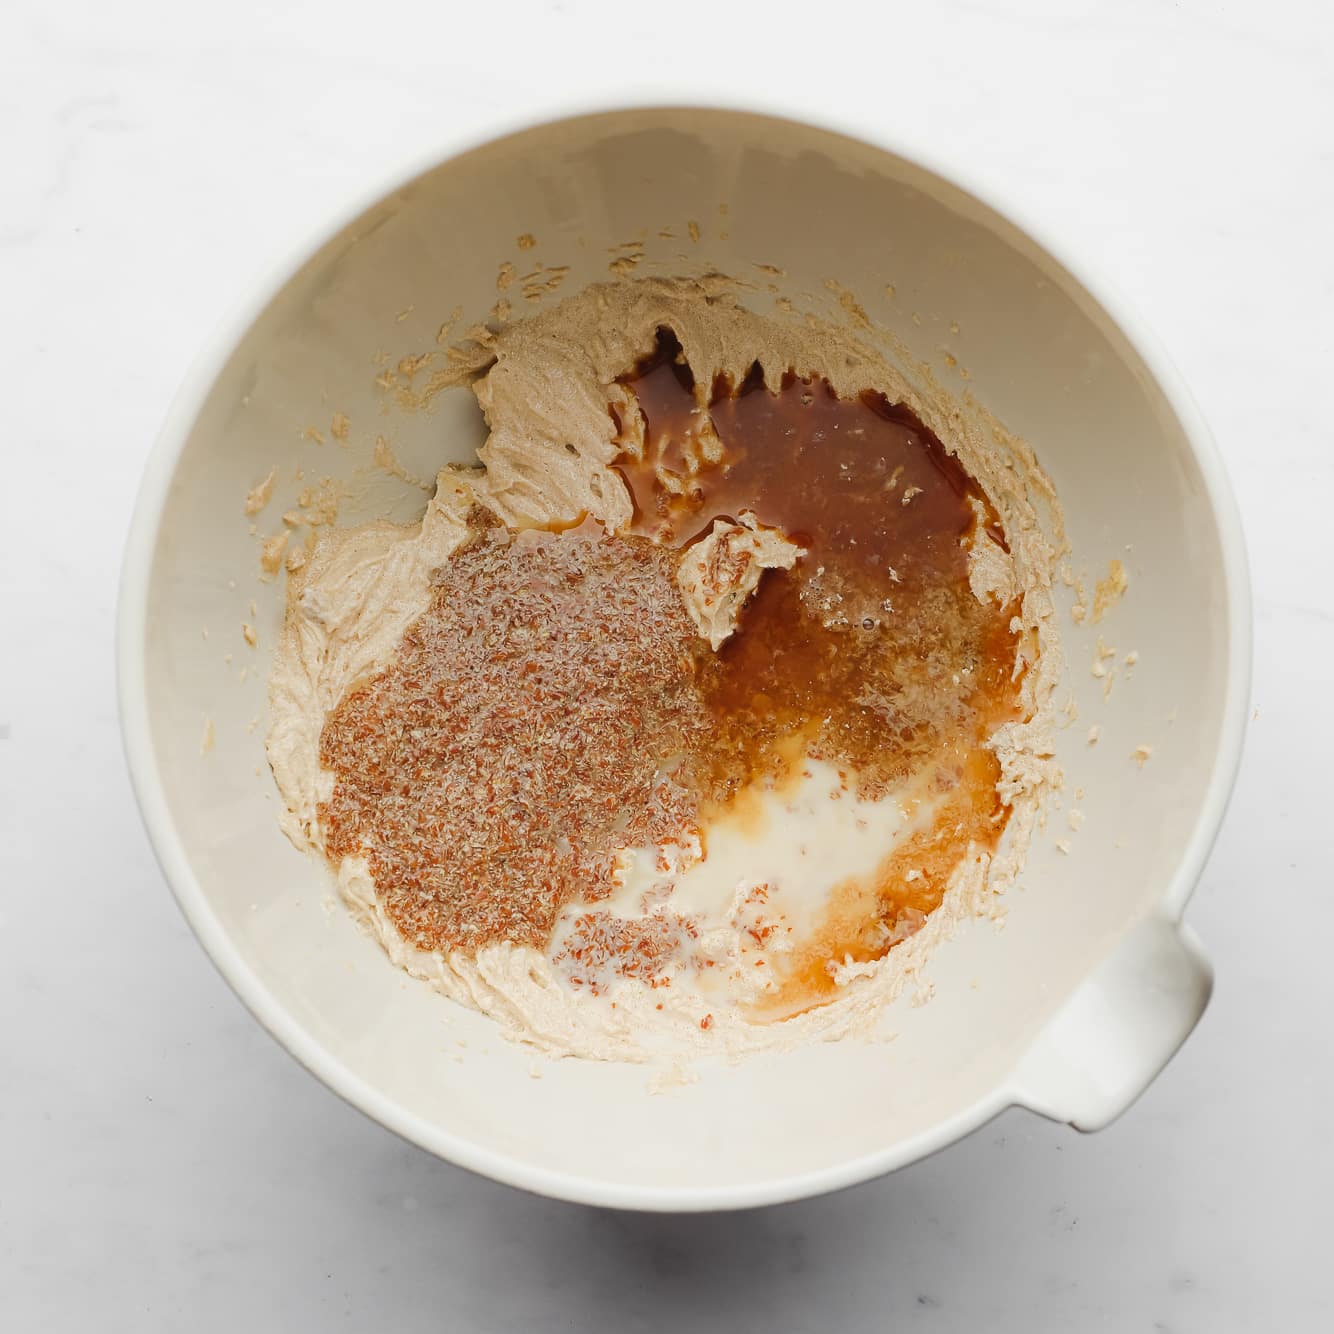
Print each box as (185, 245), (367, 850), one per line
(1008, 913), (1213, 1131)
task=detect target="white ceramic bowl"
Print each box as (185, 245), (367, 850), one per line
(119, 105), (1250, 1211)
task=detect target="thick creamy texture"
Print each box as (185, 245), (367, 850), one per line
(267, 276), (1064, 1061)
(677, 515), (804, 650)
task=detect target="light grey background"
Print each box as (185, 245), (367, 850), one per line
(3, 1), (1331, 1329)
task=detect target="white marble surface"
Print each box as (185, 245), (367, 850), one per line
(4, 0), (1332, 1328)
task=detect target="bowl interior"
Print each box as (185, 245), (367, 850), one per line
(129, 108), (1236, 1206)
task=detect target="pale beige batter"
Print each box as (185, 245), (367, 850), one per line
(267, 275), (1065, 1062)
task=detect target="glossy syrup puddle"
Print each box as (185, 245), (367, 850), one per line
(608, 332), (1026, 1016)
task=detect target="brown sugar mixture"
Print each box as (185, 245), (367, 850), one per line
(317, 331), (1027, 1012)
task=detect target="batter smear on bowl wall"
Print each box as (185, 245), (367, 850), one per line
(267, 275), (1064, 1061)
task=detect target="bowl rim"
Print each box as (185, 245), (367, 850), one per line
(117, 94), (1252, 1212)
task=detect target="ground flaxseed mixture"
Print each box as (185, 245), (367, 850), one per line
(318, 517), (711, 950)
